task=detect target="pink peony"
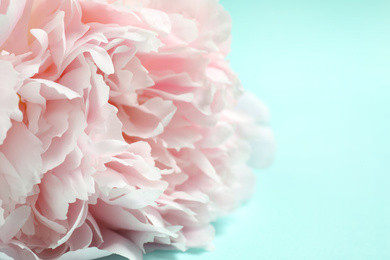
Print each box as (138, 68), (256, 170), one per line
(0, 0), (274, 259)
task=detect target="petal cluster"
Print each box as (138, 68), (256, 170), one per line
(0, 0), (273, 259)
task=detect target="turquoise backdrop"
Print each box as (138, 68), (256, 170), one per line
(104, 0), (390, 259)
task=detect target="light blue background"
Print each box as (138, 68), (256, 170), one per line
(104, 0), (390, 259)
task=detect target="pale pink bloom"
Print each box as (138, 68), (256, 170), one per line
(0, 0), (273, 259)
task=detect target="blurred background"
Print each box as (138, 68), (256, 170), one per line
(109, 0), (390, 259)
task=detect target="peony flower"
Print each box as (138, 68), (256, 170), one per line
(0, 0), (274, 259)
